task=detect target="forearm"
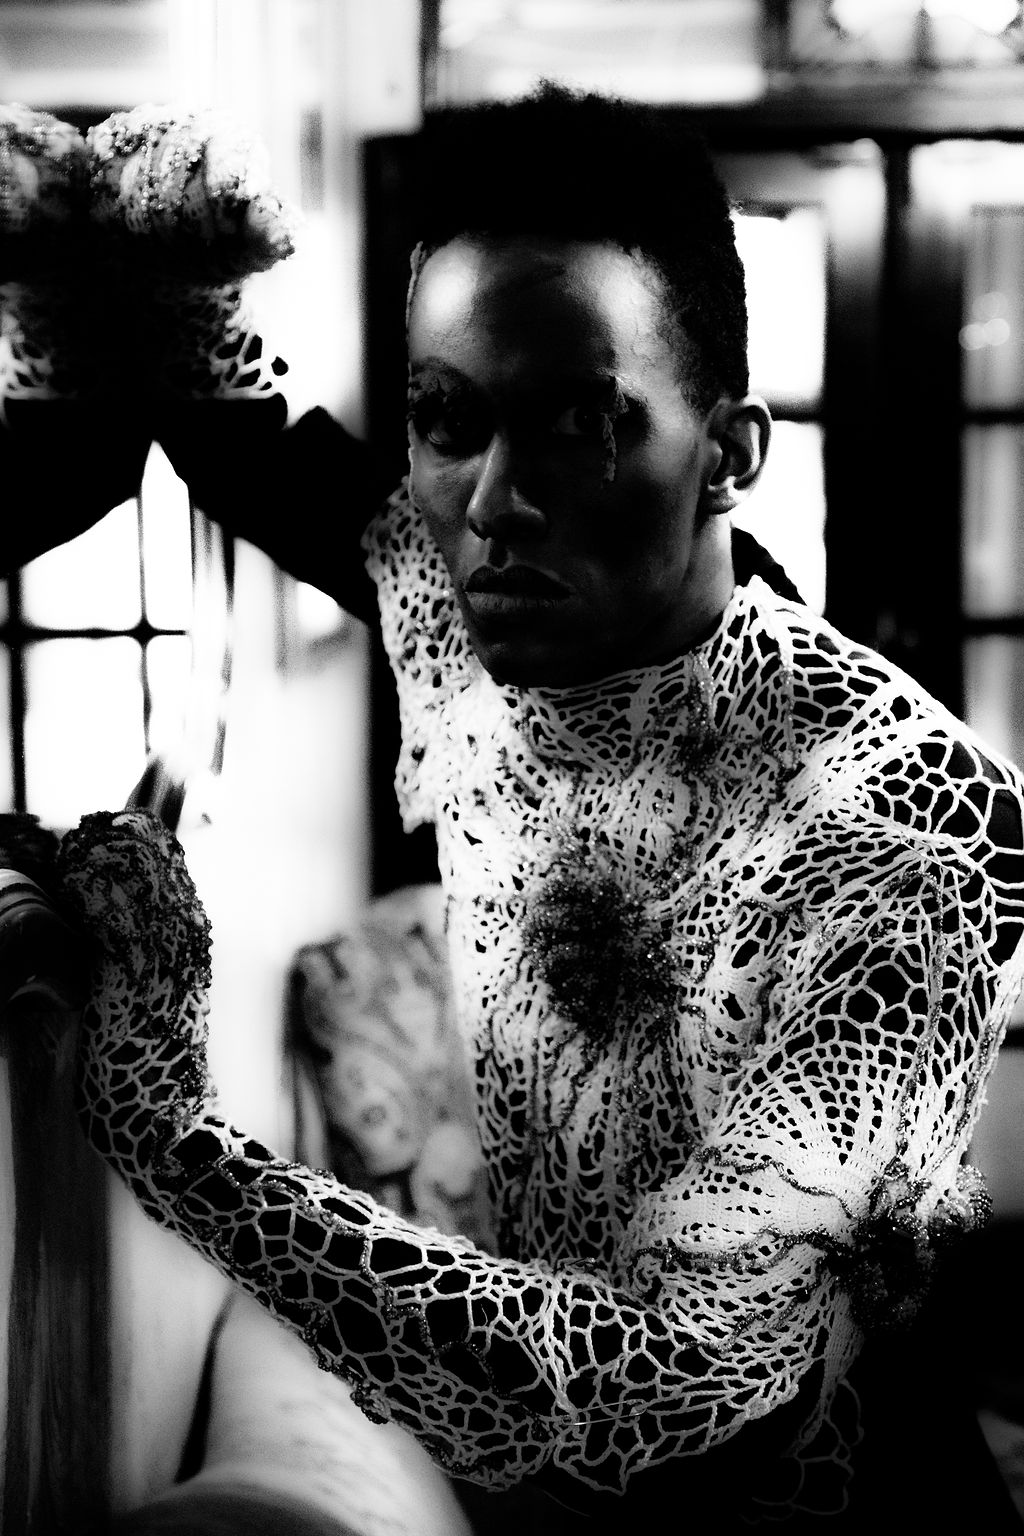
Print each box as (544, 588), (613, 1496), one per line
(0, 394), (386, 618)
(83, 1070), (711, 1491)
(58, 813), (752, 1495)
(0, 399), (151, 577)
(2, 106), (387, 614)
(156, 401), (387, 624)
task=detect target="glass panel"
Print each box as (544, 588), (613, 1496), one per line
(21, 500), (141, 631)
(963, 207), (1024, 410)
(436, 0), (765, 107)
(964, 636), (1024, 770)
(734, 208), (826, 411)
(141, 445), (194, 630)
(0, 649), (12, 813)
(962, 424), (1024, 618)
(145, 634), (193, 758)
(24, 638), (145, 830)
(912, 143), (1024, 409)
(731, 421), (826, 615)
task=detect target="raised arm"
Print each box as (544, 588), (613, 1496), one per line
(0, 106), (150, 573)
(1, 105), (387, 619)
(55, 801), (1024, 1515)
(155, 398), (385, 624)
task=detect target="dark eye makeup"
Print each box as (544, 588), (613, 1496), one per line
(407, 370), (636, 458)
(407, 382), (493, 455)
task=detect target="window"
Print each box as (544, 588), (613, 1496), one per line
(720, 144), (885, 622)
(732, 201), (828, 611)
(918, 143), (1024, 766)
(0, 446), (230, 831)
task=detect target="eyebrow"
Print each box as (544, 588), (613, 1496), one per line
(408, 359), (633, 407)
(407, 360), (472, 387)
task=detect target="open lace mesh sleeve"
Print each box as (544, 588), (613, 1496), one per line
(55, 794), (1024, 1505)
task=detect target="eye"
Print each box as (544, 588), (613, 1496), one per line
(551, 403), (609, 439)
(409, 394), (492, 457)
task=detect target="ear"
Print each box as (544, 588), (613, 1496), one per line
(699, 396), (772, 516)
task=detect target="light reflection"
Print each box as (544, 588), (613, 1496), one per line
(962, 424), (1024, 617)
(963, 204), (1024, 404)
(24, 638), (146, 830)
(296, 582), (345, 642)
(960, 317), (1012, 351)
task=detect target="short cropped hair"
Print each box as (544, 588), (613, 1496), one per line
(409, 83), (748, 413)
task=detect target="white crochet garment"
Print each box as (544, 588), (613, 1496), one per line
(362, 482), (1024, 1503)
(54, 481), (1024, 1523)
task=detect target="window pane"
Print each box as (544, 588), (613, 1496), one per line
(24, 639), (145, 829)
(0, 648), (12, 813)
(436, 0), (766, 106)
(962, 424), (1024, 618)
(963, 206), (1024, 410)
(912, 143), (1024, 409)
(146, 634), (193, 758)
(731, 421), (826, 614)
(964, 636), (1024, 770)
(734, 207), (826, 411)
(141, 445), (194, 630)
(21, 501), (142, 631)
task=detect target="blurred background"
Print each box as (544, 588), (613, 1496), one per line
(2, 0), (1024, 1522)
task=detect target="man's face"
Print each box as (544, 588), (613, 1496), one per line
(406, 236), (729, 687)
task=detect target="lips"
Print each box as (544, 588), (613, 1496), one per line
(464, 565), (570, 598)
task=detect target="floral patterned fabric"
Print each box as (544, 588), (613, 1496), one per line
(289, 884), (492, 1249)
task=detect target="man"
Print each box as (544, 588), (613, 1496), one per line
(7, 87), (1024, 1532)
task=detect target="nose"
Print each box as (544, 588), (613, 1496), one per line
(466, 437), (546, 542)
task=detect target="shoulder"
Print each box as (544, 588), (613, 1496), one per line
(751, 585), (1024, 871)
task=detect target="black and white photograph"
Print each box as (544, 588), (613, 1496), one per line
(1, 3), (1023, 1531)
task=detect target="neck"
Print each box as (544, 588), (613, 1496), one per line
(643, 512), (735, 668)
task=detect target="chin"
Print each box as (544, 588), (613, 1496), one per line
(473, 640), (600, 690)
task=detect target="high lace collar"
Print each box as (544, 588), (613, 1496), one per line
(488, 579), (788, 773)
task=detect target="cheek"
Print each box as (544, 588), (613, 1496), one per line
(585, 481), (696, 600)
(579, 464), (688, 557)
(409, 444), (469, 528)
(607, 439), (702, 540)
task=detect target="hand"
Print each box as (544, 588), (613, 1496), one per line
(84, 106), (297, 402)
(0, 104), (88, 278)
(1, 106), (96, 412)
(86, 105), (295, 278)
(57, 810), (210, 978)
(0, 103), (298, 577)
